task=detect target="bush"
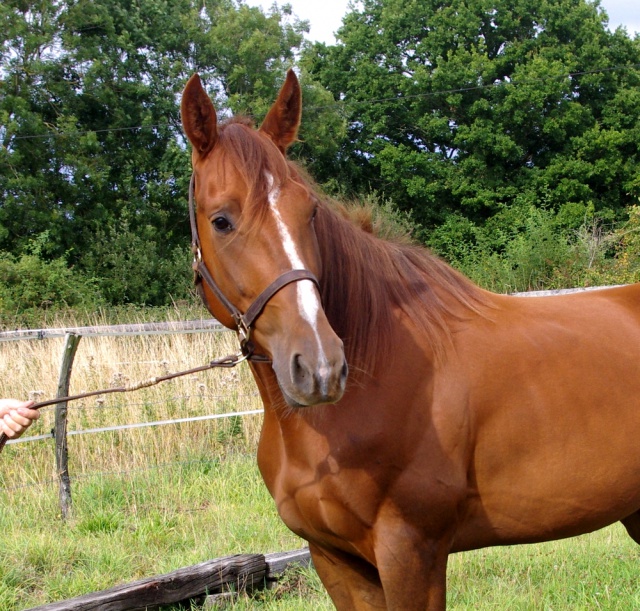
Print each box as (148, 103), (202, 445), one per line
(0, 249), (105, 327)
(428, 201), (627, 293)
(596, 205), (640, 285)
(80, 219), (192, 306)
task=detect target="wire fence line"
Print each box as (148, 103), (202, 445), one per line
(2, 317), (246, 443)
(6, 407), (263, 447)
(10, 62), (640, 143)
(0, 318), (259, 515)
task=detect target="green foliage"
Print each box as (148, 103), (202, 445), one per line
(217, 414), (245, 444)
(428, 199), (640, 293)
(0, 0), (308, 314)
(81, 216), (193, 305)
(594, 204), (640, 285)
(301, 0), (640, 294)
(303, 0), (640, 227)
(2, 0), (640, 320)
(0, 223), (193, 323)
(0, 234), (104, 323)
(353, 190), (640, 294)
(430, 203), (574, 291)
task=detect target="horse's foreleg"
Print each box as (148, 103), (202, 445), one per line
(621, 510), (640, 544)
(374, 525), (451, 611)
(309, 543), (387, 610)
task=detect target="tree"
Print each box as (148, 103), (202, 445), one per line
(0, 0), (307, 306)
(302, 0), (640, 228)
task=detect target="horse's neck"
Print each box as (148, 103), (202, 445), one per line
(249, 311), (439, 482)
(250, 363), (295, 437)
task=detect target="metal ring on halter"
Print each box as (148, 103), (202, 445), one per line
(237, 319), (251, 346)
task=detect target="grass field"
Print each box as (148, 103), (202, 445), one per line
(1, 312), (638, 609)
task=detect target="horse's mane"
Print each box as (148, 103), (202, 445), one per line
(314, 200), (489, 377)
(216, 117), (489, 377)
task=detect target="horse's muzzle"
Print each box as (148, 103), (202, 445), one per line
(272, 337), (348, 407)
(285, 351), (349, 406)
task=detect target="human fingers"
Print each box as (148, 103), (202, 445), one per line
(0, 399), (35, 413)
(1, 408), (36, 438)
(16, 406), (40, 421)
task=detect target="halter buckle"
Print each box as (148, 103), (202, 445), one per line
(192, 242), (202, 264)
(236, 316), (251, 347)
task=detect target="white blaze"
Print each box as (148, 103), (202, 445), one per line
(266, 174), (326, 359)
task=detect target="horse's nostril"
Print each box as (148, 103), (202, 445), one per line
(288, 351), (348, 404)
(341, 360), (349, 384)
(292, 354), (310, 383)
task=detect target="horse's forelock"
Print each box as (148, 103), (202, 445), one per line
(216, 120), (291, 232)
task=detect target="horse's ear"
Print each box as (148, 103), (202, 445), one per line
(181, 73), (218, 157)
(259, 69), (302, 154)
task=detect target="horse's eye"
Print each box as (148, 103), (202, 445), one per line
(212, 216), (233, 234)
(311, 206), (318, 222)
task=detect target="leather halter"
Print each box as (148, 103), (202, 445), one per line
(188, 173), (320, 359)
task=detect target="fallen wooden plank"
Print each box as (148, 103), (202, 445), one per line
(24, 554), (266, 611)
(265, 548), (311, 578)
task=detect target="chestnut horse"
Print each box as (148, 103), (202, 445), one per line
(181, 70), (640, 610)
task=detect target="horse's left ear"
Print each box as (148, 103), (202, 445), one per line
(259, 69), (302, 154)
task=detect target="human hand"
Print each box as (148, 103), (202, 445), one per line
(0, 399), (40, 440)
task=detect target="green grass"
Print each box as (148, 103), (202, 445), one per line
(0, 452), (307, 609)
(2, 446), (638, 609)
(447, 528), (640, 609)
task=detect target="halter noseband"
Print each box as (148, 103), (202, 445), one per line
(188, 174), (320, 359)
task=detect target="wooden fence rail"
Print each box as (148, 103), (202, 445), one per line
(0, 319), (225, 342)
(24, 548), (312, 611)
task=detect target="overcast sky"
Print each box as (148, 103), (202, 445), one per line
(245, 0), (639, 46)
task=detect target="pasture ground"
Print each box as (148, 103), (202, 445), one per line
(1, 313), (638, 609)
(2, 449), (638, 609)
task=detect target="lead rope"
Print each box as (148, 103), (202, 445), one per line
(0, 349), (251, 454)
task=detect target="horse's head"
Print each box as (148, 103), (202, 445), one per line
(181, 70), (347, 407)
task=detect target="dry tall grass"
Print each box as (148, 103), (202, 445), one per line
(0, 312), (262, 484)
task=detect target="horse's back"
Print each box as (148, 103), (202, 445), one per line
(451, 283), (640, 551)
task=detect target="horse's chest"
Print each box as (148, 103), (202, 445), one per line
(260, 448), (380, 549)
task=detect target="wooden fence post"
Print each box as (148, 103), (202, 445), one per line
(55, 333), (82, 520)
